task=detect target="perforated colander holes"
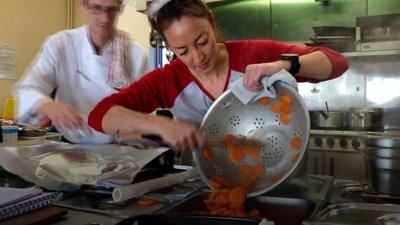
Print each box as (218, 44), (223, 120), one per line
(294, 128), (302, 137)
(229, 115), (241, 126)
(212, 164), (223, 176)
(253, 118), (265, 129)
(208, 124), (219, 135)
(263, 148), (285, 164)
(222, 100), (232, 108)
(268, 136), (279, 149)
(275, 114), (280, 125)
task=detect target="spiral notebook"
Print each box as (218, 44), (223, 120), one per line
(0, 187), (63, 221)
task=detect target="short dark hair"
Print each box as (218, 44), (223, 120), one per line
(148, 0), (214, 37)
(84, 0), (123, 5)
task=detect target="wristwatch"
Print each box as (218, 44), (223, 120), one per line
(280, 54), (300, 76)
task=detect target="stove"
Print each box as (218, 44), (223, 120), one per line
(309, 129), (369, 152)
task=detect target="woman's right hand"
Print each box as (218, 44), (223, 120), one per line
(158, 118), (205, 153)
(36, 101), (90, 137)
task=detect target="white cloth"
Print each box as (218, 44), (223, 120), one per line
(230, 69), (298, 105)
(107, 30), (130, 88)
(13, 26), (149, 144)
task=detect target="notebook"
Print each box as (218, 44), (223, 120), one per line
(0, 187), (63, 221)
(0, 187), (43, 208)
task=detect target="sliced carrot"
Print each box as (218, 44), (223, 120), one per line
(228, 187), (246, 204)
(290, 136), (302, 149)
(229, 147), (245, 164)
(254, 164), (265, 178)
(271, 102), (282, 113)
(292, 153), (300, 165)
(280, 95), (293, 106)
(271, 174), (283, 183)
(280, 113), (291, 125)
(243, 145), (261, 159)
(224, 134), (235, 146)
(258, 97), (269, 105)
(137, 198), (156, 206)
(280, 104), (291, 114)
(234, 208), (247, 217)
(239, 164), (253, 178)
(229, 202), (244, 209)
(209, 178), (223, 189)
(238, 175), (256, 190)
(214, 176), (233, 187)
(248, 208), (262, 219)
(202, 146), (214, 160)
(219, 189), (230, 205)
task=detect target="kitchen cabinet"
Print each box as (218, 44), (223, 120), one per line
(307, 150), (324, 175)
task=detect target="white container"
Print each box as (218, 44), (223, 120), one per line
(1, 126), (19, 142)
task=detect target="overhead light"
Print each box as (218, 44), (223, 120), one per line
(272, 0), (310, 4)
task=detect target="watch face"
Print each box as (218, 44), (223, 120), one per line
(281, 54), (300, 76)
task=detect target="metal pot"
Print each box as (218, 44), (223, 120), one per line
(309, 111), (346, 129)
(363, 147), (400, 195)
(347, 108), (384, 131)
(366, 133), (400, 148)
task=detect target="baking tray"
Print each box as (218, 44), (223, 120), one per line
(116, 214), (260, 225)
(161, 191), (315, 225)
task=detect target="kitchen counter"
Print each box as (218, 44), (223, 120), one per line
(0, 171), (205, 225)
(6, 168), (393, 225)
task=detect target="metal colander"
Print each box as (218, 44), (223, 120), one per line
(193, 82), (310, 197)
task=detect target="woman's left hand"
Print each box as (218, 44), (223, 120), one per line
(243, 61), (289, 91)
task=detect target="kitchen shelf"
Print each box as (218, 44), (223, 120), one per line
(343, 49), (400, 57)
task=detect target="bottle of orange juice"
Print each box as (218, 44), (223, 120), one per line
(2, 97), (15, 121)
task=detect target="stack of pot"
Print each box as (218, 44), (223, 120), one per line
(365, 133), (400, 195)
(309, 107), (384, 131)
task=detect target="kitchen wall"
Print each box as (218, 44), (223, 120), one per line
(0, 0), (151, 117)
(210, 0), (400, 129)
(0, 0), (70, 117)
(210, 0), (400, 42)
(72, 0), (151, 57)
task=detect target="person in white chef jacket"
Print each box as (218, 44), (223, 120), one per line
(13, 0), (148, 144)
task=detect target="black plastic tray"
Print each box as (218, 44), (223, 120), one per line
(116, 214), (260, 225)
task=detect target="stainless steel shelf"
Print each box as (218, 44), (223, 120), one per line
(344, 49), (400, 57)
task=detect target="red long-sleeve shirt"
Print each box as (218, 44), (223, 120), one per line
(88, 40), (348, 132)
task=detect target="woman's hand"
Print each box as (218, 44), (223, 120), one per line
(158, 119), (205, 153)
(243, 61), (290, 92)
(36, 101), (91, 137)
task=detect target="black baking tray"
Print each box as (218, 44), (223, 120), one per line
(116, 214), (260, 225)
(313, 26), (356, 37)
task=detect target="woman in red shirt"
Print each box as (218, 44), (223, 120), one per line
(88, 0), (348, 152)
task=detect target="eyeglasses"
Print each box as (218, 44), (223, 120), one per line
(84, 1), (121, 16)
